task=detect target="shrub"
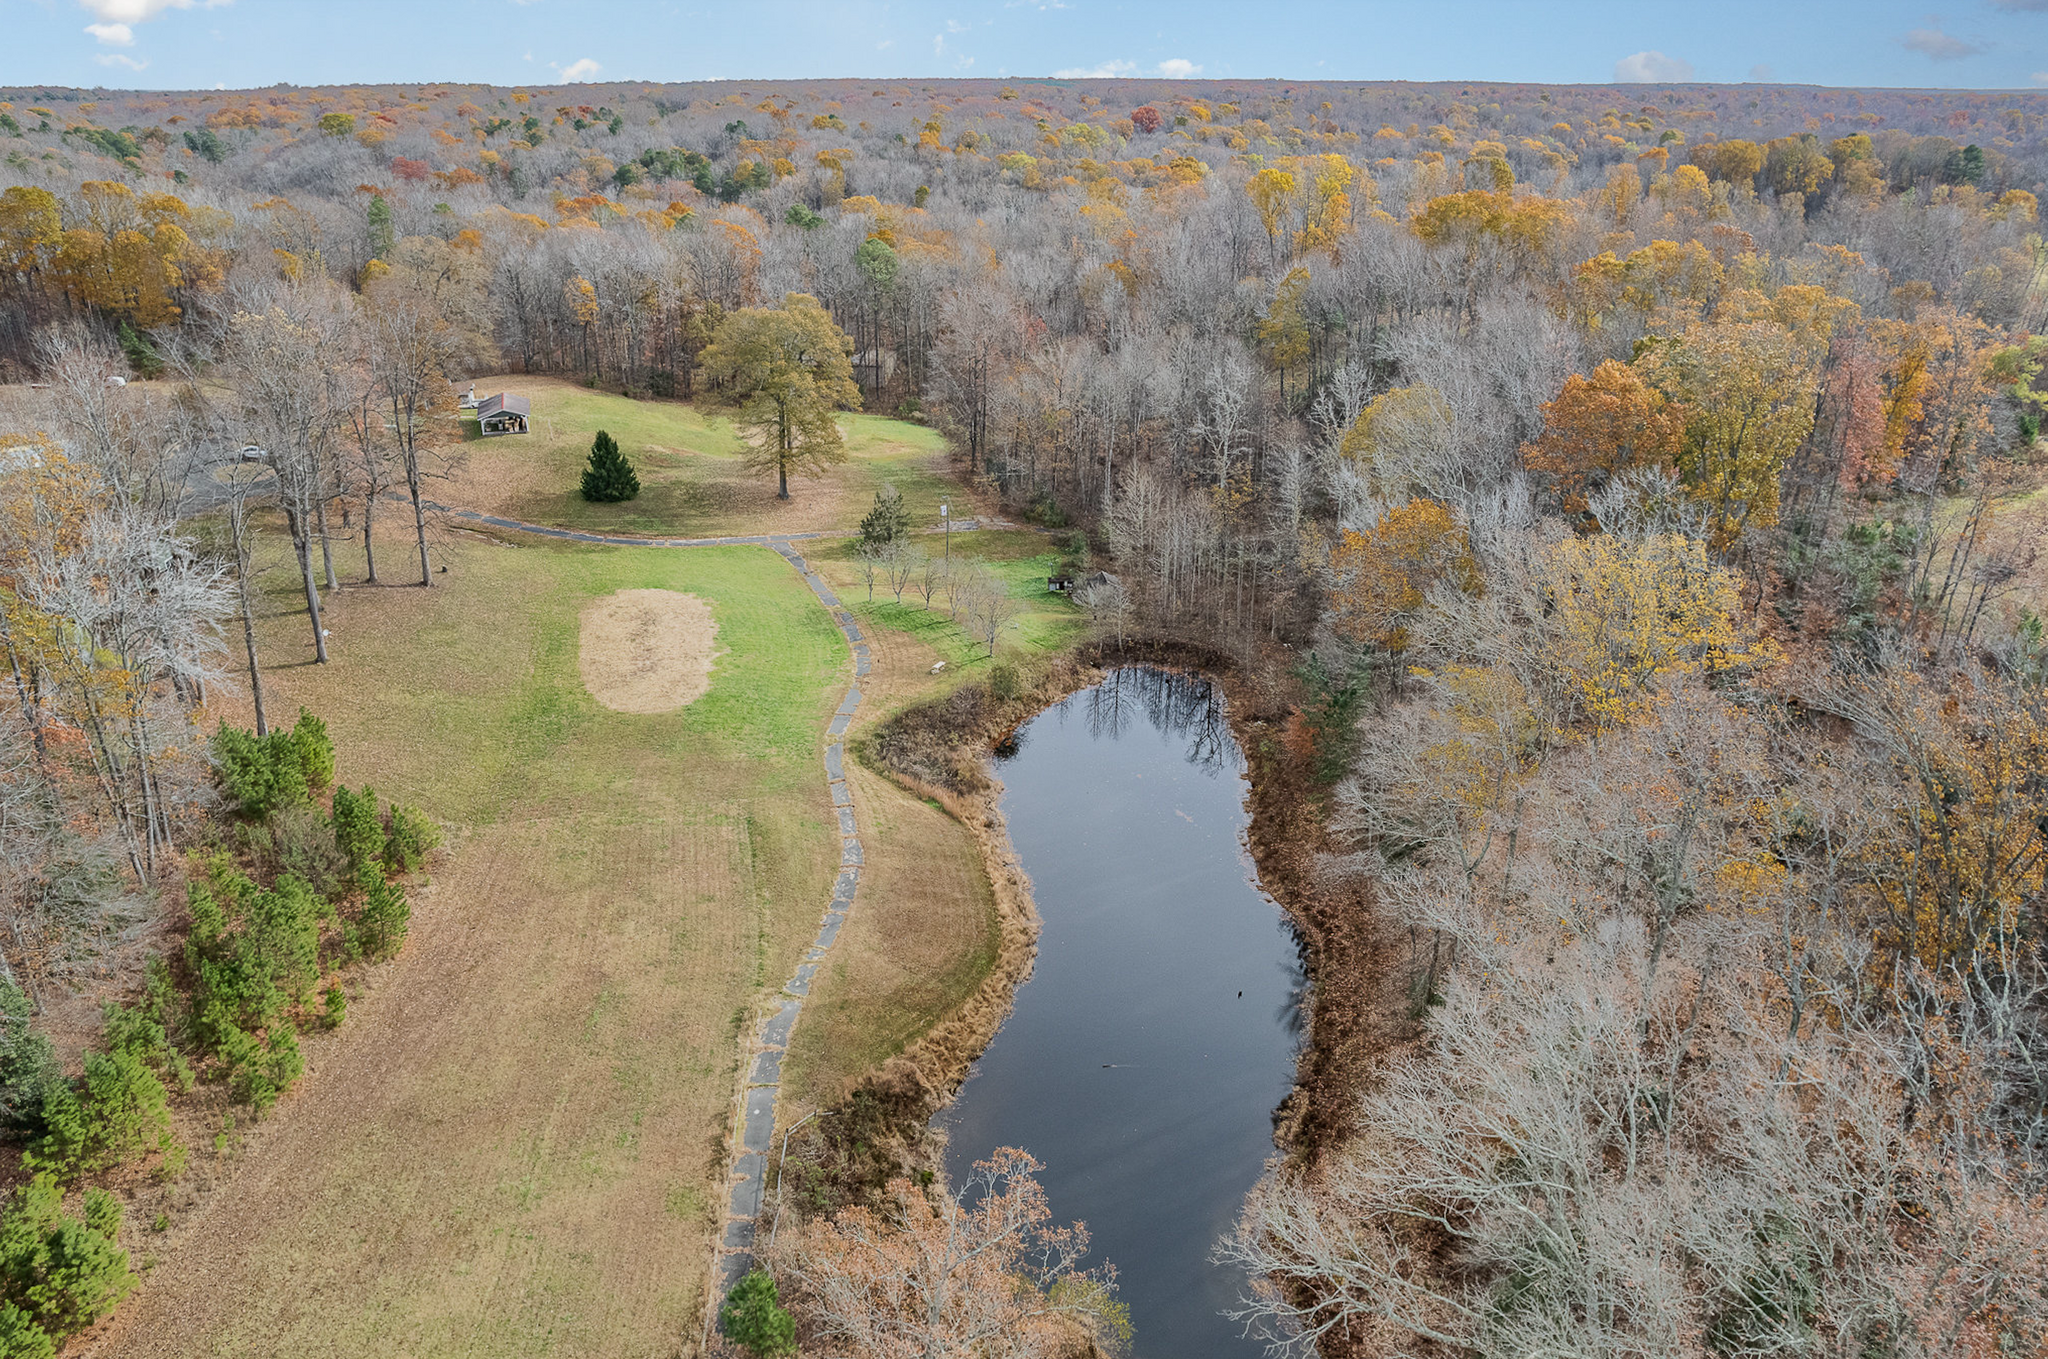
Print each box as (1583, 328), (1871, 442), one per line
(718, 1268), (796, 1357)
(28, 1048), (173, 1178)
(320, 983), (346, 1030)
(270, 806), (350, 899)
(579, 429), (640, 502)
(211, 711), (333, 818)
(0, 1302), (53, 1359)
(356, 870), (411, 960)
(185, 861), (322, 1057)
(0, 1176), (135, 1342)
(988, 661), (1023, 702)
(292, 708), (334, 792)
(330, 785), (383, 873)
(382, 803), (440, 874)
(221, 1025), (302, 1115)
(0, 984), (60, 1136)
(211, 724), (309, 820)
(101, 962), (193, 1094)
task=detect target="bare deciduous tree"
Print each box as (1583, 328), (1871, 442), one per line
(771, 1147), (1126, 1358)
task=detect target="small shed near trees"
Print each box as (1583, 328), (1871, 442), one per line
(476, 392), (530, 436)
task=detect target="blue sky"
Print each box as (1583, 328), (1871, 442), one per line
(7, 0), (2048, 92)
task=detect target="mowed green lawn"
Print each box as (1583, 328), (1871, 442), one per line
(813, 529), (1092, 677)
(102, 526), (846, 1359)
(445, 376), (958, 539)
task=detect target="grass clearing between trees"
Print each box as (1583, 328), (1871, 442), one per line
(97, 527), (850, 1359)
(444, 376), (958, 538)
(811, 529), (1090, 676)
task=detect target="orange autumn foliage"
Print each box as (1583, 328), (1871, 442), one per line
(1524, 360), (1687, 517)
(1328, 499), (1481, 650)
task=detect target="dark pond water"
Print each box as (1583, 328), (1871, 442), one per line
(936, 667), (1303, 1359)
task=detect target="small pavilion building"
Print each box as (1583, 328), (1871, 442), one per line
(477, 392), (530, 436)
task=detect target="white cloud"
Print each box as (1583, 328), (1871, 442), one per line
(945, 18), (968, 32)
(1901, 27), (1987, 61)
(2032, 71), (2048, 85)
(1050, 57), (1197, 79)
(84, 21), (134, 44)
(1613, 50), (1694, 82)
(877, 38), (893, 49)
(96, 53), (149, 70)
(78, 0), (228, 23)
(1052, 58), (1136, 78)
(551, 56), (601, 81)
(1747, 63), (1776, 82)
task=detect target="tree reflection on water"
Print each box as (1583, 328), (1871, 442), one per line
(1074, 667), (1232, 772)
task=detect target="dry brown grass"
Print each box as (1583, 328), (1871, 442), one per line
(85, 521), (847, 1359)
(577, 588), (720, 714)
(779, 620), (1001, 1112)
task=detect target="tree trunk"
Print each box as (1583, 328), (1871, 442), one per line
(315, 494), (337, 591)
(287, 508), (329, 663)
(231, 501), (269, 735)
(363, 494), (379, 585)
(404, 447), (431, 585)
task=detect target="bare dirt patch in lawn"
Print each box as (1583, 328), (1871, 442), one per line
(578, 588), (719, 714)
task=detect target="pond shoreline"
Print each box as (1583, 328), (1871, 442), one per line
(939, 665), (1309, 1356)
(812, 638), (1411, 1203)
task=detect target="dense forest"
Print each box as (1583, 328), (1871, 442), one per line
(2, 72), (2047, 1356)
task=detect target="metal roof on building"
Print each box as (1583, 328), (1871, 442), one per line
(477, 392), (530, 419)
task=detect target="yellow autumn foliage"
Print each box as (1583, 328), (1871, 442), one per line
(1540, 532), (1768, 727)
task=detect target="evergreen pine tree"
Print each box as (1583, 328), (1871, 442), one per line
(366, 194), (394, 259)
(718, 1269), (795, 1357)
(115, 322), (161, 378)
(858, 485), (910, 548)
(579, 430), (640, 502)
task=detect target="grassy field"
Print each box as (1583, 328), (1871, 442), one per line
(777, 531), (1086, 1106)
(98, 526), (850, 1359)
(441, 376), (963, 539)
(75, 391), (1070, 1356)
(811, 529), (1092, 677)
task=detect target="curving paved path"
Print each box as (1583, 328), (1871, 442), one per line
(714, 543), (870, 1296)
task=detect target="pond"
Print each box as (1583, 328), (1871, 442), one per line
(936, 667), (1303, 1359)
